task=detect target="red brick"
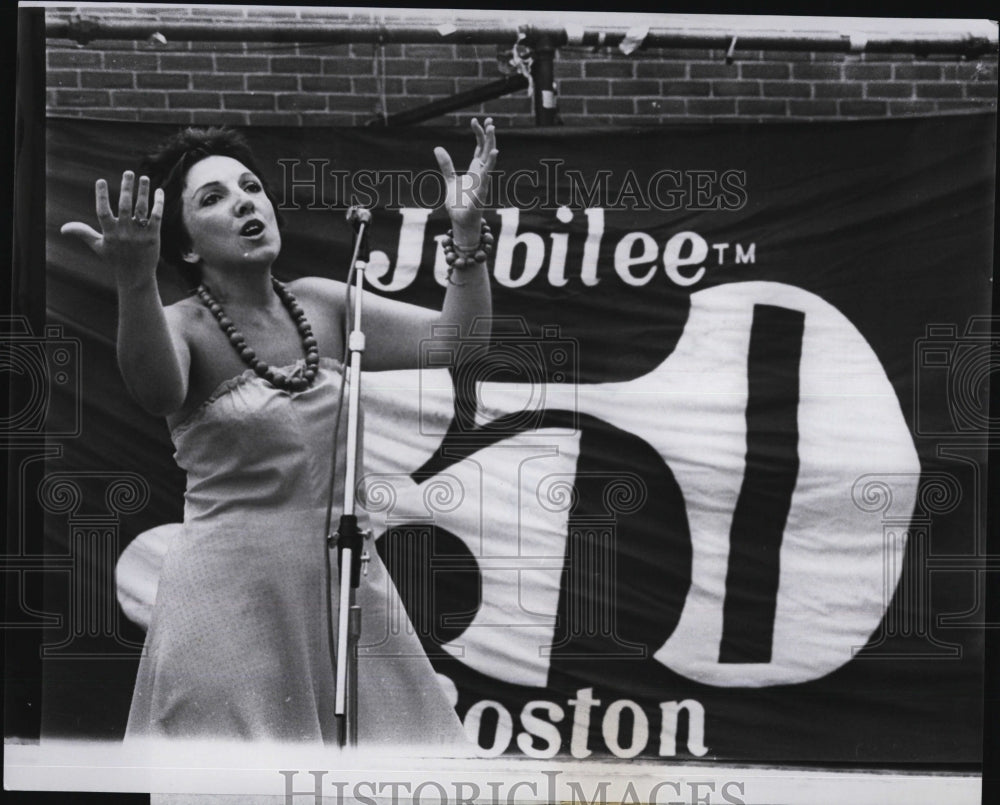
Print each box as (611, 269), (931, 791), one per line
(277, 94), (327, 112)
(245, 75), (296, 92)
(54, 89), (111, 107)
(813, 82), (863, 99)
(223, 93), (276, 111)
(167, 92), (220, 109)
(302, 76), (354, 94)
(762, 81), (811, 98)
(936, 99), (995, 111)
(157, 54), (214, 71)
(300, 112), (360, 126)
(192, 74), (245, 91)
(212, 55), (271, 73)
(916, 82), (963, 99)
(611, 80), (661, 96)
(48, 50), (102, 69)
(740, 63), (790, 80)
(325, 94), (382, 112)
(888, 100), (937, 115)
(191, 6), (244, 16)
(636, 98), (685, 115)
(104, 53), (158, 72)
(112, 91), (168, 109)
(949, 62), (997, 81)
(712, 80), (761, 97)
(864, 82), (913, 99)
(838, 100), (889, 116)
(143, 110), (196, 124)
(404, 78), (455, 96)
(967, 82), (1000, 98)
(556, 97), (585, 114)
(47, 70), (80, 88)
(584, 62), (636, 79)
(635, 62), (686, 79)
(737, 99), (787, 116)
(862, 52), (912, 62)
(762, 50), (812, 62)
(689, 62), (735, 79)
(686, 99), (736, 115)
(403, 44), (456, 59)
(384, 59), (429, 77)
(272, 57), (322, 74)
(586, 98), (635, 114)
(323, 58), (377, 76)
(662, 80), (711, 97)
(244, 111), (301, 125)
(660, 49), (714, 61)
(480, 97), (532, 115)
(81, 72), (134, 89)
(556, 62), (585, 80)
(190, 111), (249, 126)
(352, 77), (404, 94)
(308, 44), (353, 58)
(558, 79), (610, 97)
(788, 100), (838, 116)
(810, 51), (849, 63)
(137, 73), (190, 90)
(894, 64), (943, 80)
(80, 109), (139, 121)
(792, 63), (842, 80)
(427, 61), (479, 77)
(844, 64), (892, 80)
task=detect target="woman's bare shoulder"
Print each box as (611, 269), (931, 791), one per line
(164, 294), (211, 339)
(286, 275), (347, 301)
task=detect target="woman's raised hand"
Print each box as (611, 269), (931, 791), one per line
(60, 171), (165, 281)
(433, 117), (498, 247)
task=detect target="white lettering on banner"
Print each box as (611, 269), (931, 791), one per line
(453, 689), (708, 758)
(516, 700), (565, 758)
(663, 231), (709, 286)
(364, 207), (431, 291)
(366, 208), (752, 290)
(361, 282), (920, 691)
(494, 208), (547, 288)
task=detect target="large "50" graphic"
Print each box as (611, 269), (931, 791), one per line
(361, 282), (920, 688)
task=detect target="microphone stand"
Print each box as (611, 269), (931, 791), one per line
(332, 208), (372, 747)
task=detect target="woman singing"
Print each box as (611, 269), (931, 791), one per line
(60, 119), (498, 746)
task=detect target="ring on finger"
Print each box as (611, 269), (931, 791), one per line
(133, 217), (150, 228)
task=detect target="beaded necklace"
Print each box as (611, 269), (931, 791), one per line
(196, 277), (320, 392)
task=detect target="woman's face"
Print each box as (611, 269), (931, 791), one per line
(180, 155), (281, 271)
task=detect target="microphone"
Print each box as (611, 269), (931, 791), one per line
(345, 205), (372, 231)
(345, 206), (371, 261)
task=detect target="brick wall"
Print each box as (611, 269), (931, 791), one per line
(45, 7), (998, 126)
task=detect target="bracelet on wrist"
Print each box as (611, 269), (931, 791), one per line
(442, 220), (494, 286)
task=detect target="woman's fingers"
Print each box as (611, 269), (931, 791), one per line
(95, 179), (114, 228)
(149, 187), (165, 225)
(434, 146), (457, 182)
(133, 175), (150, 221)
(60, 222), (103, 252)
(118, 170), (135, 220)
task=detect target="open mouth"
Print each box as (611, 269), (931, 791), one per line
(239, 219), (265, 237)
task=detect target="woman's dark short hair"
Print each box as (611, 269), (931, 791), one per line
(140, 127), (285, 289)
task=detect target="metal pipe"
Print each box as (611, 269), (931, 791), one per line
(532, 34), (557, 126)
(45, 15), (998, 57)
(368, 74), (529, 127)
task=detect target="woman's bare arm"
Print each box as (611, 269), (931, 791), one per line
(61, 171), (190, 415)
